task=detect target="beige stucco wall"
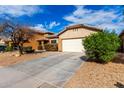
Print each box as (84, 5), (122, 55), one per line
(59, 28), (97, 39)
(23, 33), (45, 50)
(0, 40), (5, 45)
(58, 28), (98, 51)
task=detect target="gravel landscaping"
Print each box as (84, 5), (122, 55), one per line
(64, 53), (124, 88)
(0, 51), (58, 67)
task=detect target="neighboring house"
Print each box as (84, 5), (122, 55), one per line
(0, 37), (8, 51)
(23, 30), (58, 50)
(8, 28), (58, 51)
(119, 30), (124, 52)
(0, 38), (6, 45)
(58, 24), (102, 52)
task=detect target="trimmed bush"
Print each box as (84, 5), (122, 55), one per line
(44, 44), (58, 51)
(83, 31), (121, 63)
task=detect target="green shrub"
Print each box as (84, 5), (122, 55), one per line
(44, 44), (58, 51)
(83, 31), (121, 63)
(5, 46), (13, 52)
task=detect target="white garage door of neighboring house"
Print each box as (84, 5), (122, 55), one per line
(62, 39), (85, 52)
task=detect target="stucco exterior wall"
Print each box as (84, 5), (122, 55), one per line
(59, 28), (97, 39)
(23, 33), (44, 50)
(58, 28), (98, 51)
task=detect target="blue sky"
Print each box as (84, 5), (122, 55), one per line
(0, 5), (123, 34)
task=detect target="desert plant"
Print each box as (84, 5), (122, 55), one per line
(83, 31), (121, 63)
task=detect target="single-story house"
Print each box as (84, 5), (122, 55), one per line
(58, 24), (102, 52)
(119, 30), (124, 52)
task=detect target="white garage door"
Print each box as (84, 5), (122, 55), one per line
(62, 39), (85, 52)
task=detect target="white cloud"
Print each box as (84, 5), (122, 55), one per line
(97, 22), (124, 33)
(73, 6), (92, 17)
(63, 6), (124, 33)
(0, 6), (42, 17)
(30, 24), (48, 32)
(30, 21), (60, 32)
(48, 21), (60, 29)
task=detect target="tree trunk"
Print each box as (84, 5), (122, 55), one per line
(18, 45), (23, 55)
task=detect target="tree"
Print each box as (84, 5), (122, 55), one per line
(83, 31), (121, 63)
(0, 22), (34, 55)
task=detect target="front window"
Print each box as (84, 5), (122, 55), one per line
(51, 40), (57, 44)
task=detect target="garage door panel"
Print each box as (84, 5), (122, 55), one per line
(62, 39), (84, 52)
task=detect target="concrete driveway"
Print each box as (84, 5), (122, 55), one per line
(0, 52), (85, 88)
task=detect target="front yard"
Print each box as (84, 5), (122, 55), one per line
(64, 53), (124, 88)
(0, 51), (56, 67)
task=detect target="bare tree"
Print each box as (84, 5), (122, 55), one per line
(0, 22), (34, 55)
